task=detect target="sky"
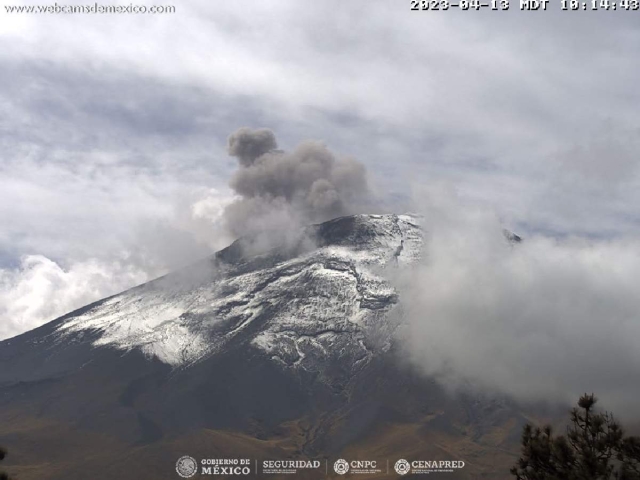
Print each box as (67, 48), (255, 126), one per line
(1, 0), (640, 407)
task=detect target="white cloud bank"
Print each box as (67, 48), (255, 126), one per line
(396, 187), (640, 418)
(0, 160), (235, 340)
(0, 255), (147, 339)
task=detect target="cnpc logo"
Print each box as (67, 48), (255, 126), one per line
(334, 459), (378, 474)
(334, 459), (349, 475)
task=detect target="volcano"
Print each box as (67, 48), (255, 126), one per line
(0, 214), (527, 479)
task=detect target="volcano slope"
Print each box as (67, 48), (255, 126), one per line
(0, 214), (528, 479)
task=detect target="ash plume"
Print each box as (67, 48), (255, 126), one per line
(224, 127), (370, 240)
(227, 127), (278, 167)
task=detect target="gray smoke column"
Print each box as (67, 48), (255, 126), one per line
(224, 127), (370, 238)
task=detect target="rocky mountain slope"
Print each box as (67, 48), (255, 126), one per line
(0, 214), (527, 479)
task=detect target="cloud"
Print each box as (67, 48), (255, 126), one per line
(0, 151), (236, 340)
(224, 127), (370, 238)
(1, 0), (640, 357)
(0, 255), (148, 339)
(3, 4), (640, 242)
(395, 186), (640, 418)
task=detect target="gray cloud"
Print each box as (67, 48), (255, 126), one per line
(393, 186), (640, 419)
(0, 63), (247, 340)
(3, 2), (640, 240)
(224, 127), (370, 238)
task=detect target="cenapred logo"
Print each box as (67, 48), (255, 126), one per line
(394, 458), (465, 475)
(334, 459), (350, 475)
(394, 459), (411, 476)
(176, 456), (198, 478)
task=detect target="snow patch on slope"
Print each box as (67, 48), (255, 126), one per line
(55, 214), (423, 367)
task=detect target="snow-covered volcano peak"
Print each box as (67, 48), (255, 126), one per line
(54, 214), (422, 369)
